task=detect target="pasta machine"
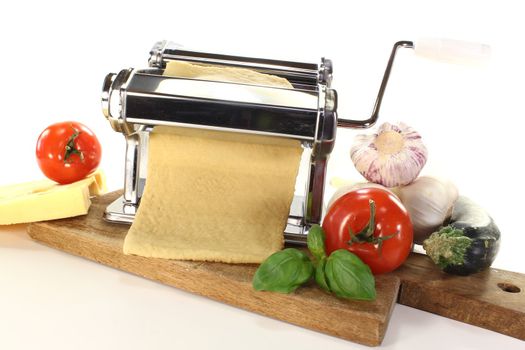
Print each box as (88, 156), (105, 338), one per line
(101, 39), (489, 244)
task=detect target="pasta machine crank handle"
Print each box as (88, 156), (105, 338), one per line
(337, 38), (490, 129)
(336, 40), (414, 129)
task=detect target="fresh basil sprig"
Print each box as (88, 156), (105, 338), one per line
(314, 257), (330, 292)
(252, 248), (313, 293)
(252, 224), (376, 301)
(307, 225), (330, 291)
(307, 224), (327, 263)
(324, 249), (376, 300)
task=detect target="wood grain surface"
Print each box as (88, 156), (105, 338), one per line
(27, 191), (525, 345)
(27, 191), (400, 347)
(393, 253), (525, 340)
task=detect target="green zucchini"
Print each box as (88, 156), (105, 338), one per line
(423, 196), (500, 276)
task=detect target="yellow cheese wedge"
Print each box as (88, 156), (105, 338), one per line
(75, 170), (107, 196)
(0, 170), (107, 225)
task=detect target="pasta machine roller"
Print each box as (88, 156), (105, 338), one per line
(101, 39), (430, 244)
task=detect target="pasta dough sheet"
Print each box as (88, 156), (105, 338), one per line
(163, 60), (293, 88)
(123, 60), (302, 263)
(123, 127), (302, 263)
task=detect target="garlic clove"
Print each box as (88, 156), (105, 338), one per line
(326, 180), (398, 212)
(350, 122), (428, 187)
(396, 176), (459, 244)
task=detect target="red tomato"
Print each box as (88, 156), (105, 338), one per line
(36, 121), (102, 184)
(323, 187), (413, 274)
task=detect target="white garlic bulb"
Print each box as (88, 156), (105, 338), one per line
(395, 176), (459, 244)
(326, 181), (397, 212)
(350, 122), (428, 187)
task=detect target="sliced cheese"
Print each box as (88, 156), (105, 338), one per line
(0, 170), (107, 225)
(78, 170), (108, 196)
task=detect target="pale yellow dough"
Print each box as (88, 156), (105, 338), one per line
(163, 60), (293, 88)
(123, 61), (302, 263)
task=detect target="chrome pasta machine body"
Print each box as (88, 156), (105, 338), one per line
(102, 39), (482, 243)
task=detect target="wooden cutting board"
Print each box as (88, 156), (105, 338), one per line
(27, 191), (525, 346)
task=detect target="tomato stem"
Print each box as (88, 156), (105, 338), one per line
(64, 126), (84, 163)
(347, 199), (399, 251)
(357, 199), (376, 238)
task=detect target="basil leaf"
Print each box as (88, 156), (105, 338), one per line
(325, 249), (376, 301)
(314, 257), (330, 292)
(252, 248), (313, 293)
(307, 224), (327, 263)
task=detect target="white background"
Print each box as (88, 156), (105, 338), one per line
(1, 0), (524, 349)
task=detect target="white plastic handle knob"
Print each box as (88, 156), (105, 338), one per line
(414, 38), (491, 65)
